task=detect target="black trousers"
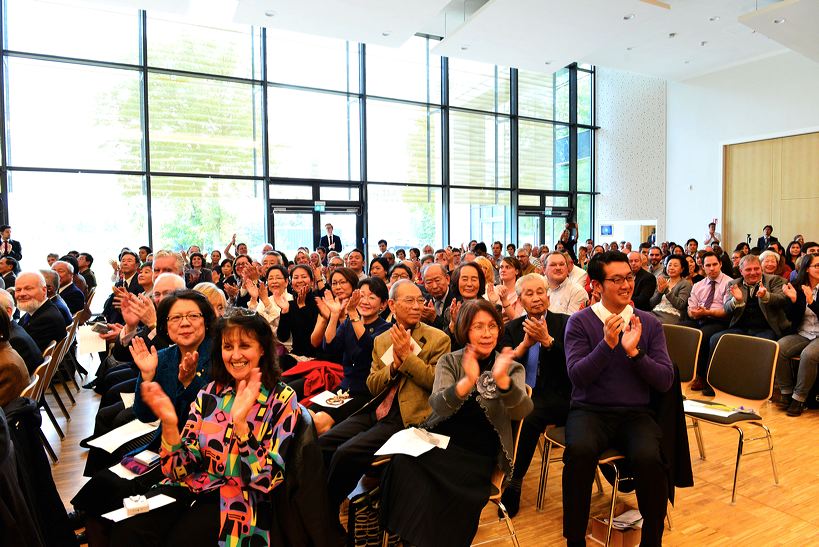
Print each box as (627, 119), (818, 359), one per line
(109, 486), (220, 546)
(562, 405), (666, 547)
(318, 403), (404, 509)
(511, 389), (569, 482)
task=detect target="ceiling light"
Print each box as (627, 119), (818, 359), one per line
(668, 32), (677, 38)
(684, 60), (690, 64)
(773, 18), (786, 24)
(709, 16), (720, 22)
(544, 60), (552, 65)
(623, 14), (635, 20)
(700, 41), (708, 46)
(381, 31), (391, 37)
(626, 47), (634, 51)
(264, 10), (275, 17)
(460, 46), (468, 51)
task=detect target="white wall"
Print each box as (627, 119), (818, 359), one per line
(666, 51), (819, 245)
(595, 68), (667, 243)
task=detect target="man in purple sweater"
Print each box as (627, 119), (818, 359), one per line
(562, 251), (674, 547)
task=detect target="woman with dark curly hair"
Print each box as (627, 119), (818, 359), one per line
(112, 311), (298, 546)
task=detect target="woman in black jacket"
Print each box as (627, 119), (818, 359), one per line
(777, 253), (819, 416)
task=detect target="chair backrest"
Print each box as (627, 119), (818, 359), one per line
(662, 324), (702, 384)
(20, 374), (39, 399)
(79, 286), (96, 324)
(41, 340), (57, 361)
(707, 333), (778, 408)
(31, 356), (51, 401)
(51, 333), (70, 372)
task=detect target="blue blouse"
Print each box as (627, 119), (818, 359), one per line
(323, 317), (390, 393)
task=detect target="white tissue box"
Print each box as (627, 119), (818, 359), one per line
(123, 495), (150, 516)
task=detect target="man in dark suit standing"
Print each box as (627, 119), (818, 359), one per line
(102, 250), (143, 324)
(498, 273), (571, 516)
(0, 225), (22, 261)
(0, 257), (16, 289)
(629, 251), (657, 311)
(318, 223), (342, 253)
(756, 225), (778, 250)
(0, 288), (43, 373)
(52, 260), (85, 315)
(14, 272), (66, 352)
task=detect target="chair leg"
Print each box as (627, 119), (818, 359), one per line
(537, 440), (553, 511)
(58, 369), (77, 405)
(605, 463), (621, 547)
(594, 469), (604, 495)
(666, 500), (673, 530)
(49, 385), (71, 420)
(691, 417), (706, 460)
(756, 422), (779, 485)
(38, 429), (58, 463)
(40, 400), (64, 439)
(731, 426), (744, 505)
(381, 530), (389, 547)
(496, 500), (521, 547)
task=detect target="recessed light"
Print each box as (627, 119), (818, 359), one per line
(544, 60), (552, 65)
(264, 10), (275, 17)
(623, 13), (635, 20)
(626, 47), (634, 51)
(668, 32), (677, 38)
(700, 41), (708, 46)
(460, 46), (468, 51)
(684, 60), (690, 64)
(709, 16), (720, 22)
(773, 18), (786, 24)
(381, 31), (391, 37)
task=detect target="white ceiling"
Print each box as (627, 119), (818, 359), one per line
(61, 0), (819, 82)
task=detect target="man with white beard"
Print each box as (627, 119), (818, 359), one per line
(15, 271), (66, 351)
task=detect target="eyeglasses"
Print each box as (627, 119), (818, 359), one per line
(470, 323), (500, 335)
(603, 274), (636, 286)
(397, 297), (426, 306)
(331, 280), (350, 287)
(167, 312), (204, 324)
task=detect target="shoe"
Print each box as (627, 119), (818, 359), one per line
(778, 394), (793, 410)
(78, 435), (95, 449)
(499, 486), (521, 518)
(786, 399), (806, 417)
(702, 385), (715, 397)
(689, 377), (705, 391)
(75, 530), (86, 544)
(82, 379), (97, 390)
(67, 509), (86, 530)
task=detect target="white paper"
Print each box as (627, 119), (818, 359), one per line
(101, 494), (176, 522)
(120, 392), (135, 409)
(311, 390), (354, 408)
(109, 463), (140, 481)
(612, 509), (643, 530)
(87, 419), (160, 453)
(374, 427), (450, 458)
(380, 337), (422, 367)
(77, 325), (106, 354)
(683, 399), (746, 418)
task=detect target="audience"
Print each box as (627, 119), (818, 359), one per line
(0, 288), (42, 373)
(15, 271), (65, 352)
(629, 251), (657, 311)
(544, 252), (588, 315)
(649, 255), (692, 325)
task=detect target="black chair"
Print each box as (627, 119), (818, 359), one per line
(684, 333), (779, 503)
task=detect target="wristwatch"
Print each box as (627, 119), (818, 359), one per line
(350, 315), (362, 323)
(628, 347), (645, 361)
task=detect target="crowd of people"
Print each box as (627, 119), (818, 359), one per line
(1, 219), (817, 546)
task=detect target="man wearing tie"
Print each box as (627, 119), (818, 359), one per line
(420, 264), (453, 331)
(756, 225), (778, 250)
(319, 223), (342, 253)
(498, 273), (570, 516)
(0, 225), (22, 261)
(684, 252), (732, 395)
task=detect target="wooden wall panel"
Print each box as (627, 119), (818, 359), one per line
(724, 131), (819, 249)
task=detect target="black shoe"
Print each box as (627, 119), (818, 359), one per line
(499, 486), (521, 518)
(82, 379), (97, 390)
(67, 509), (86, 530)
(702, 385), (715, 397)
(778, 393), (793, 410)
(78, 435), (95, 449)
(786, 399), (806, 417)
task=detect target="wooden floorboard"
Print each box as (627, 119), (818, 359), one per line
(50, 355), (819, 545)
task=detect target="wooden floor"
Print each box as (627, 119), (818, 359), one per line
(50, 354), (819, 546)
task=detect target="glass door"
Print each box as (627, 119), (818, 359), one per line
(518, 214), (541, 248)
(272, 212), (313, 262)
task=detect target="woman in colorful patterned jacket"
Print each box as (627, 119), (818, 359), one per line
(111, 311), (299, 546)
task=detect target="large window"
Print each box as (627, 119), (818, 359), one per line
(0, 0), (595, 269)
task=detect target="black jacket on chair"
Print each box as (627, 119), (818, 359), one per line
(270, 405), (345, 547)
(10, 321), (43, 374)
(3, 398), (78, 546)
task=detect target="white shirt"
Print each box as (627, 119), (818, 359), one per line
(703, 232), (722, 246)
(591, 302), (634, 333)
(567, 266), (588, 288)
(798, 286), (819, 341)
(547, 278), (589, 315)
